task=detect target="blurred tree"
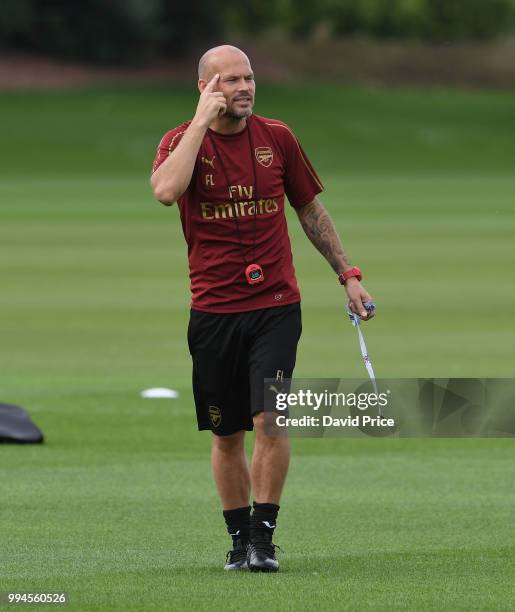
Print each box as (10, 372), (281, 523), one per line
(0, 0), (159, 63)
(0, 0), (222, 64)
(424, 0), (515, 39)
(159, 1), (224, 56)
(0, 0), (514, 63)
(318, 0), (514, 39)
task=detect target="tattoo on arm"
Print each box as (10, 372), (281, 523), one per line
(296, 197), (351, 274)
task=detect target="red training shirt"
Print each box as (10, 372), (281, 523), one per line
(152, 114), (323, 313)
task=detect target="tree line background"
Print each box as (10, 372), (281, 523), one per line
(1, 0), (515, 64)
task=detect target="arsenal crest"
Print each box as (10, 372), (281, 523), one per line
(255, 146), (273, 168)
(208, 405), (222, 427)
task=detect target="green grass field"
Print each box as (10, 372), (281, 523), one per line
(1, 84), (514, 610)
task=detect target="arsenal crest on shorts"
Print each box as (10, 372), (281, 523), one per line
(255, 146), (273, 167)
(208, 405), (222, 427)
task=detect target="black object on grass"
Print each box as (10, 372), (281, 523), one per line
(0, 403), (44, 443)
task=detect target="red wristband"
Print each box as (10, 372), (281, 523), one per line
(338, 267), (362, 285)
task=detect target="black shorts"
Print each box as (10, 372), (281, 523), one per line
(187, 303), (302, 436)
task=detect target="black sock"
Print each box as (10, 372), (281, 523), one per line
(250, 501), (280, 541)
(223, 506), (251, 545)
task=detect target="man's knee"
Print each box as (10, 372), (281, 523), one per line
(253, 411), (265, 429)
(253, 411), (288, 444)
(253, 411), (273, 438)
(212, 429), (245, 453)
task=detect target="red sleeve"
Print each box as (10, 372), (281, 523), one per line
(279, 124), (324, 208)
(151, 121), (191, 175)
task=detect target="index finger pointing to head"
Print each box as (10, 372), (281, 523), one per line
(204, 73), (220, 92)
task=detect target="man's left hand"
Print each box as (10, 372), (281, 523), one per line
(345, 278), (375, 321)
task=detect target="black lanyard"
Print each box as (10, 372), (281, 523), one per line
(206, 120), (259, 266)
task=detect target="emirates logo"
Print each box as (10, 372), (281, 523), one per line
(255, 146), (273, 167)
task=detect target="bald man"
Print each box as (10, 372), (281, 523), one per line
(151, 45), (375, 572)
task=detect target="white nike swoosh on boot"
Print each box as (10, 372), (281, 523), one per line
(262, 521), (276, 529)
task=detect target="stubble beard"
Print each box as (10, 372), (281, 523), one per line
(224, 98), (254, 121)
(224, 108), (253, 120)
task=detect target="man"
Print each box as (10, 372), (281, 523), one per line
(150, 45), (375, 573)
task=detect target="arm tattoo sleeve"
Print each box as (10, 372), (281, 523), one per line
(296, 198), (351, 275)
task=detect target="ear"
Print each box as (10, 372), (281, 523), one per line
(198, 79), (206, 93)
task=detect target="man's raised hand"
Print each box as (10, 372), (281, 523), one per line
(194, 73), (227, 128)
